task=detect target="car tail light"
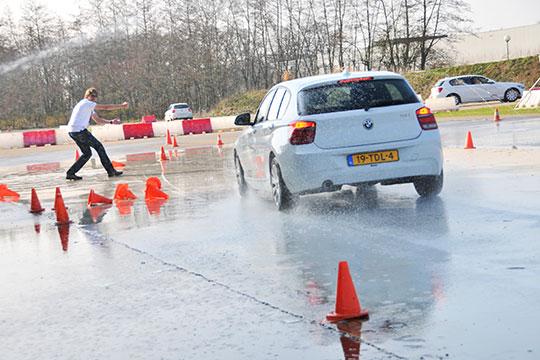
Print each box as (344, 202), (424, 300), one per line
(289, 121), (316, 145)
(416, 107), (438, 130)
(172, 109), (176, 114)
(437, 87), (443, 93)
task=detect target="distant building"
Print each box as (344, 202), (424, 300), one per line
(446, 23), (540, 64)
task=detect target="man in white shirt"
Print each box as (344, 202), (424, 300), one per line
(66, 88), (129, 180)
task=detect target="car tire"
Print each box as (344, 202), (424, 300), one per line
(414, 170), (444, 197)
(234, 153), (248, 197)
(270, 157), (294, 211)
(504, 88), (520, 102)
(447, 94), (461, 105)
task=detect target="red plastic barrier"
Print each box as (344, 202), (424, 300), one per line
(26, 162), (61, 173)
(182, 118), (212, 135)
(23, 130), (56, 147)
(126, 152), (157, 162)
(141, 115), (156, 123)
(123, 123), (154, 139)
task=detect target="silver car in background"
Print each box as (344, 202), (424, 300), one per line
(430, 75), (525, 105)
(164, 103), (193, 121)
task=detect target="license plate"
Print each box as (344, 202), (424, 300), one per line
(347, 150), (399, 166)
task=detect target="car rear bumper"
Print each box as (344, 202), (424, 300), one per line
(277, 131), (443, 194)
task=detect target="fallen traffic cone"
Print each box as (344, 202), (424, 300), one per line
(29, 188), (45, 214)
(0, 184), (20, 202)
(173, 135), (179, 148)
(112, 160), (125, 168)
(493, 107), (501, 122)
(464, 131), (476, 149)
(166, 129), (172, 145)
(113, 183), (137, 201)
(54, 187), (71, 225)
(217, 134), (224, 146)
(87, 189), (113, 206)
(75, 149), (80, 161)
(160, 146), (168, 161)
(326, 261), (369, 322)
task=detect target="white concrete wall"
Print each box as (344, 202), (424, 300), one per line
(0, 131), (24, 149)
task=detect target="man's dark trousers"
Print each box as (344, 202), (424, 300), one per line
(67, 129), (115, 175)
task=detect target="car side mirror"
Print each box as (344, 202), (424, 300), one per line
(234, 113), (252, 126)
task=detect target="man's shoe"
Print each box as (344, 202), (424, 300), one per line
(66, 174), (83, 181)
(108, 170), (123, 178)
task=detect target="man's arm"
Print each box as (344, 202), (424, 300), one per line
(94, 102), (129, 111)
(91, 113), (121, 125)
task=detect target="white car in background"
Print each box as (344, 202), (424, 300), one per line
(164, 103), (193, 121)
(233, 71), (444, 210)
(430, 75), (525, 105)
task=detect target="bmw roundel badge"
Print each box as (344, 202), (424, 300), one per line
(363, 119), (373, 130)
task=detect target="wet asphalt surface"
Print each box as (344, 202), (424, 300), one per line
(1, 118), (539, 359)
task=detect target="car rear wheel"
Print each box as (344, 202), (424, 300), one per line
(447, 94), (461, 105)
(414, 170), (444, 197)
(234, 153), (247, 196)
(270, 157), (294, 211)
(504, 88), (520, 102)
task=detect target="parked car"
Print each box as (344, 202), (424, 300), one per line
(430, 75), (525, 105)
(233, 71), (444, 210)
(164, 103), (193, 121)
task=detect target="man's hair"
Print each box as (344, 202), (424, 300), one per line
(84, 87), (98, 98)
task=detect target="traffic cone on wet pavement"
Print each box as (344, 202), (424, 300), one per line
(75, 149), (80, 161)
(166, 129), (172, 145)
(160, 146), (168, 161)
(54, 187), (71, 225)
(326, 261), (369, 322)
(87, 189), (113, 206)
(217, 134), (224, 146)
(114, 183), (137, 201)
(0, 184), (20, 202)
(29, 188), (45, 214)
(145, 177), (168, 200)
(464, 131), (476, 149)
(173, 135), (179, 148)
(493, 107), (501, 122)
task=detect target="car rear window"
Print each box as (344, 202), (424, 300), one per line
(174, 104), (189, 109)
(298, 78), (419, 116)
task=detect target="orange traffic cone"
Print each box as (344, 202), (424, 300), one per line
(146, 177), (162, 190)
(54, 187), (71, 225)
(112, 160), (125, 168)
(173, 135), (179, 148)
(464, 131), (476, 149)
(87, 189), (113, 206)
(166, 129), (172, 145)
(217, 134), (224, 146)
(58, 224), (70, 251)
(160, 146), (168, 161)
(75, 149), (80, 161)
(29, 188), (45, 214)
(114, 183), (137, 201)
(493, 107), (501, 122)
(326, 261), (369, 322)
(145, 180), (169, 200)
(0, 184), (20, 201)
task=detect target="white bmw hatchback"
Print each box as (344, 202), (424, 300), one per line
(233, 71), (443, 210)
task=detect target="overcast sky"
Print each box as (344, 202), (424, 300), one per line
(1, 0), (539, 32)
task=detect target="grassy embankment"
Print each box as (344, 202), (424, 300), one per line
(209, 56), (540, 118)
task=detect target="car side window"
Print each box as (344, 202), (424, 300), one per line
(277, 90), (291, 119)
(450, 78), (465, 86)
(267, 88), (286, 121)
(463, 77), (476, 85)
(255, 90), (277, 123)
